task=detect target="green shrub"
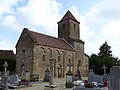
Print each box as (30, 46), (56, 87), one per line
(30, 74), (39, 81)
(0, 57), (16, 71)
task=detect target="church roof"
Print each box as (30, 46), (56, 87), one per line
(58, 10), (80, 23)
(0, 50), (15, 59)
(26, 28), (74, 51)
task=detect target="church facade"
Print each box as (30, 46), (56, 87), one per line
(16, 10), (89, 79)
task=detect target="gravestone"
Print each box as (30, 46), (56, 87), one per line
(88, 69), (94, 83)
(88, 69), (103, 83)
(65, 63), (73, 88)
(25, 70), (30, 81)
(2, 62), (9, 90)
(74, 60), (82, 81)
(24, 70), (30, 85)
(109, 66), (120, 90)
(8, 75), (18, 84)
(43, 67), (50, 82)
(102, 74), (108, 81)
(45, 58), (57, 88)
(102, 65), (108, 82)
(74, 69), (82, 81)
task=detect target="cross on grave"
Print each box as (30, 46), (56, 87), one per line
(67, 64), (73, 73)
(102, 65), (107, 74)
(3, 62), (8, 75)
(49, 58), (56, 85)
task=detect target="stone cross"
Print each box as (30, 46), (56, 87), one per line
(49, 58), (55, 85)
(2, 61), (9, 90)
(67, 64), (73, 73)
(3, 61), (8, 75)
(102, 65), (107, 74)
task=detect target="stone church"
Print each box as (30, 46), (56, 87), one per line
(16, 10), (89, 79)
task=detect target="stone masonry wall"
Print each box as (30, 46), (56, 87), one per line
(16, 30), (34, 75)
(33, 45), (75, 79)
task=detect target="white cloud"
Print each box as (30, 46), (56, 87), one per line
(85, 0), (120, 20)
(101, 21), (120, 40)
(2, 15), (22, 31)
(0, 39), (15, 53)
(0, 0), (17, 17)
(1, 0), (120, 58)
(69, 6), (94, 41)
(99, 21), (120, 57)
(16, 0), (62, 36)
(83, 0), (120, 57)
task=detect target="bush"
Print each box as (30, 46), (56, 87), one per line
(0, 57), (16, 71)
(30, 74), (39, 82)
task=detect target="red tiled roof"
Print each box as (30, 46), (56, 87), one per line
(0, 50), (15, 59)
(27, 29), (74, 51)
(58, 10), (79, 23)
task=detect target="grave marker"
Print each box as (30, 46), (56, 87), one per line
(74, 60), (82, 80)
(102, 65), (107, 74)
(109, 66), (120, 90)
(43, 64), (50, 82)
(2, 61), (9, 90)
(8, 75), (18, 84)
(88, 69), (103, 83)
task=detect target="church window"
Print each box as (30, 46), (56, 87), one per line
(58, 55), (60, 62)
(42, 54), (45, 61)
(63, 24), (65, 28)
(78, 60), (81, 66)
(68, 58), (71, 64)
(74, 24), (76, 28)
(22, 49), (25, 62)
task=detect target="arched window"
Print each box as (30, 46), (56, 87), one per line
(69, 58), (71, 64)
(22, 49), (25, 62)
(78, 60), (81, 66)
(58, 55), (60, 62)
(74, 24), (76, 28)
(63, 24), (65, 28)
(42, 54), (45, 61)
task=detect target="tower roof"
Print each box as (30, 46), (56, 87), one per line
(58, 10), (80, 23)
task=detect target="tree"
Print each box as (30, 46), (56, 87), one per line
(98, 41), (112, 57)
(0, 57), (16, 71)
(89, 41), (119, 75)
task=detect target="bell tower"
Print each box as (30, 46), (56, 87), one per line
(58, 10), (80, 42)
(57, 10), (87, 76)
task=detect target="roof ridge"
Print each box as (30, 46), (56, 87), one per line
(0, 50), (13, 51)
(29, 29), (58, 39)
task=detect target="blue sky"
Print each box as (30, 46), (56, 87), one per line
(1, 0), (120, 58)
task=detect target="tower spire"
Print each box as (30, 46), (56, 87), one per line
(58, 10), (79, 23)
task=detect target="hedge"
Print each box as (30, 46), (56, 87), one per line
(0, 57), (16, 71)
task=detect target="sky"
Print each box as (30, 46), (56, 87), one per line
(1, 0), (120, 58)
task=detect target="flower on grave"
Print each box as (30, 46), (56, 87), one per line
(21, 76), (25, 82)
(103, 80), (109, 87)
(84, 83), (94, 88)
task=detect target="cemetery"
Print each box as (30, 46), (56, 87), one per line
(1, 56), (120, 90)
(0, 61), (110, 90)
(0, 61), (112, 90)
